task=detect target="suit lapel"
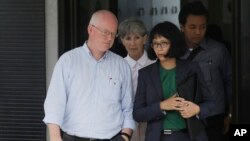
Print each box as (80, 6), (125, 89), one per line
(176, 60), (186, 87)
(176, 60), (191, 99)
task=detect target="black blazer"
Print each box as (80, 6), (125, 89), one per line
(133, 59), (214, 141)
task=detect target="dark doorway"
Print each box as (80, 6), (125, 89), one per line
(58, 0), (123, 56)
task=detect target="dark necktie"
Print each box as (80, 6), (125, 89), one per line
(187, 46), (203, 60)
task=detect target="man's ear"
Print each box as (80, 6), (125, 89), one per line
(180, 25), (184, 32)
(87, 25), (92, 34)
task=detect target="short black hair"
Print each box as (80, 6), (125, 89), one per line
(178, 1), (209, 26)
(147, 21), (186, 60)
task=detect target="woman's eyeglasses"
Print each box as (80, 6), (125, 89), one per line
(151, 41), (170, 49)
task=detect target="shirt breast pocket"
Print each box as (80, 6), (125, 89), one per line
(199, 61), (212, 81)
(105, 77), (121, 102)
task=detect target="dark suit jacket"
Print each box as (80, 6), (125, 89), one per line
(133, 59), (214, 141)
(182, 38), (232, 116)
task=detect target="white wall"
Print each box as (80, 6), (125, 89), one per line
(45, 0), (58, 140)
(118, 0), (180, 30)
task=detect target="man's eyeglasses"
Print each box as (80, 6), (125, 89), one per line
(91, 25), (117, 38)
(151, 41), (170, 49)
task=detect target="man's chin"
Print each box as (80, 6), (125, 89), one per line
(98, 46), (110, 52)
(193, 38), (203, 44)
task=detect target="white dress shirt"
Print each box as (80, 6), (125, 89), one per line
(124, 51), (155, 141)
(124, 51), (155, 95)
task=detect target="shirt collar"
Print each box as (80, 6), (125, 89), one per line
(125, 50), (148, 68)
(189, 38), (207, 52)
(83, 42), (108, 61)
(198, 38), (208, 50)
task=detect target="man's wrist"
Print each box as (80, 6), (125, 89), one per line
(120, 132), (131, 141)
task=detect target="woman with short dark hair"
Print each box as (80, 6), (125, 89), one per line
(133, 21), (214, 141)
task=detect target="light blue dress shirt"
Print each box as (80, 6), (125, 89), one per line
(43, 43), (135, 139)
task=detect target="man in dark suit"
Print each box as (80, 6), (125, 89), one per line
(178, 2), (232, 141)
(133, 21), (214, 141)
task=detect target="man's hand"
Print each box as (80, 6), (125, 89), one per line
(223, 114), (232, 134)
(120, 128), (132, 141)
(179, 101), (200, 118)
(224, 105), (233, 134)
(121, 134), (129, 141)
(47, 124), (63, 141)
